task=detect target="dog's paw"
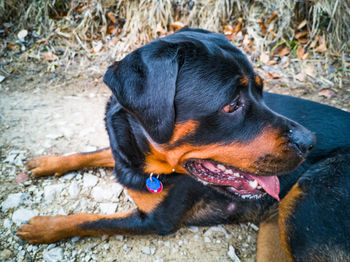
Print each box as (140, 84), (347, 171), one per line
(25, 155), (67, 177)
(16, 215), (67, 244)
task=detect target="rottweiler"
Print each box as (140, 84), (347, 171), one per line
(17, 28), (350, 262)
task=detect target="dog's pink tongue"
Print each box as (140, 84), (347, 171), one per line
(247, 175), (280, 201)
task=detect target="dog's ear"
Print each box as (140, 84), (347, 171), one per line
(103, 41), (179, 144)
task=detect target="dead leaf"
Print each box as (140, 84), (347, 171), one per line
(295, 31), (308, 40)
(268, 11), (279, 24)
(260, 52), (270, 64)
(224, 25), (234, 36)
(257, 19), (267, 36)
(17, 29), (28, 40)
(302, 53), (309, 60)
(267, 72), (281, 79)
(107, 12), (117, 24)
(296, 46), (305, 59)
(298, 38), (308, 44)
(278, 47), (290, 57)
(8, 43), (16, 49)
(295, 73), (306, 82)
(233, 18), (243, 33)
(42, 52), (58, 61)
(16, 172), (29, 183)
(170, 21), (185, 30)
(297, 19), (307, 30)
(304, 64), (316, 78)
(318, 89), (336, 99)
(316, 36), (327, 52)
(107, 25), (117, 35)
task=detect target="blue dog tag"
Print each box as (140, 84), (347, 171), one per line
(146, 177), (163, 193)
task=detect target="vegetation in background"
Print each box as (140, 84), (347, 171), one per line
(0, 0), (349, 76)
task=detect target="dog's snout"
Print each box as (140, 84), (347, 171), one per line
(288, 123), (316, 155)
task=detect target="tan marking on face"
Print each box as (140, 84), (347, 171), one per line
(144, 126), (298, 175)
(279, 183), (303, 262)
(255, 75), (263, 87)
(240, 75), (249, 86)
(126, 188), (169, 213)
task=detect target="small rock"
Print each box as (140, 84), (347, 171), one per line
(141, 246), (151, 255)
(12, 208), (38, 225)
(44, 184), (64, 202)
(71, 236), (80, 243)
(91, 183), (123, 202)
(43, 247), (64, 262)
(100, 203), (118, 214)
(204, 236), (211, 243)
(68, 181), (80, 199)
(188, 226), (198, 233)
(4, 150), (26, 166)
(0, 75), (5, 83)
(83, 174), (98, 188)
(115, 235), (124, 241)
(46, 133), (63, 140)
(3, 218), (12, 229)
(249, 223), (259, 231)
(17, 29), (28, 40)
(0, 249), (12, 260)
(2, 192), (28, 212)
(228, 245), (241, 262)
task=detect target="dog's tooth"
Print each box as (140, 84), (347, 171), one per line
(234, 173), (240, 177)
(249, 180), (258, 189)
(226, 169), (233, 174)
(257, 185), (262, 190)
(217, 164), (226, 171)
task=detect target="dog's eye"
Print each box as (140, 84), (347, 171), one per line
(222, 99), (241, 113)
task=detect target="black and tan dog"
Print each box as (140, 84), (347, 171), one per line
(17, 29), (350, 261)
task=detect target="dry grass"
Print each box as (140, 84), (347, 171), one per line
(0, 0), (349, 63)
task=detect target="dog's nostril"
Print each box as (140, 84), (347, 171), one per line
(288, 127), (315, 155)
(307, 144), (314, 151)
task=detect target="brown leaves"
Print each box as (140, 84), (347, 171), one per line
(318, 89), (336, 99)
(170, 21), (185, 30)
(224, 18), (243, 41)
(16, 172), (29, 183)
(315, 36), (327, 53)
(107, 12), (117, 24)
(267, 72), (281, 79)
(277, 47), (290, 57)
(268, 11), (279, 24)
(296, 46), (309, 60)
(257, 19), (267, 36)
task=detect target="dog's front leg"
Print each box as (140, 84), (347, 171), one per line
(16, 208), (174, 244)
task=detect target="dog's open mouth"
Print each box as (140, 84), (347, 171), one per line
(184, 159), (280, 201)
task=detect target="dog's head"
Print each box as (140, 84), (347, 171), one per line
(104, 28), (315, 201)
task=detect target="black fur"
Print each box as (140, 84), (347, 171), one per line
(90, 28), (350, 259)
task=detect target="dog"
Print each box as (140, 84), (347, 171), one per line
(17, 28), (350, 261)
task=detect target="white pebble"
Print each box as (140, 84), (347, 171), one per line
(43, 247), (64, 262)
(12, 208), (38, 225)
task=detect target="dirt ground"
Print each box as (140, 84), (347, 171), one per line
(0, 56), (349, 262)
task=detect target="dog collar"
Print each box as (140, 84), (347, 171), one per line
(146, 173), (163, 193)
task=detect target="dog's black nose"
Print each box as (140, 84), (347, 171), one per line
(288, 125), (316, 155)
